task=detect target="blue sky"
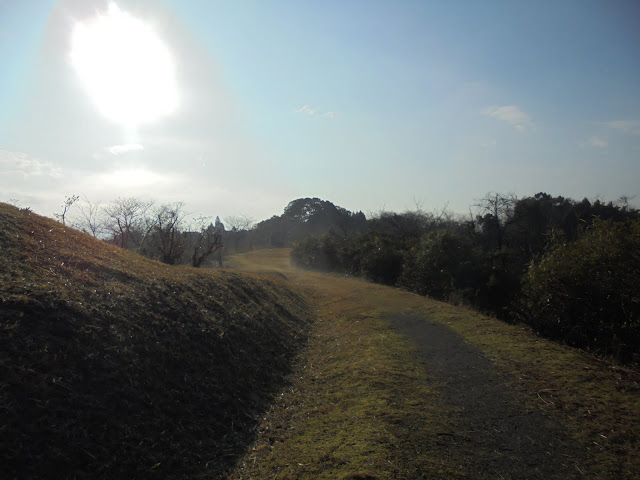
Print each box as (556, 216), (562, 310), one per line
(1, 0), (639, 222)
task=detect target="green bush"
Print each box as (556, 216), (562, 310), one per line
(520, 219), (640, 362)
(399, 229), (486, 303)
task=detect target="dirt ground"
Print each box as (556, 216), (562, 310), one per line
(390, 312), (586, 479)
(226, 250), (596, 479)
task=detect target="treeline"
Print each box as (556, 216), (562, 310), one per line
(291, 193), (640, 363)
(62, 196), (366, 266)
(64, 196), (225, 267)
(249, 197), (367, 248)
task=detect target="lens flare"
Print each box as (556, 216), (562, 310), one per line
(70, 2), (179, 127)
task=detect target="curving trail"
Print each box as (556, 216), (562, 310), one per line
(225, 249), (617, 479)
(391, 313), (585, 479)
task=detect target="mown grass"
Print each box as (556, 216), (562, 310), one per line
(229, 274), (466, 479)
(412, 301), (640, 479)
(228, 249), (640, 479)
(227, 251), (470, 479)
(0, 205), (311, 478)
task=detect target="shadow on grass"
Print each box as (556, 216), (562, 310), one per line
(0, 204), (311, 479)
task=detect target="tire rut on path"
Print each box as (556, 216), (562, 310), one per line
(389, 313), (587, 480)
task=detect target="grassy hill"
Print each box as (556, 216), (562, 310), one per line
(0, 203), (311, 478)
(226, 250), (640, 479)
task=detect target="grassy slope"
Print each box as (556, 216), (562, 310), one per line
(0, 204), (311, 479)
(227, 249), (640, 480)
(227, 251), (465, 479)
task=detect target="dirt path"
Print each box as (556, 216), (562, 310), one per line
(390, 313), (585, 479)
(226, 250), (599, 479)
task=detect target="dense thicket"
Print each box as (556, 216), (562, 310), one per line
(519, 218), (640, 363)
(291, 193), (640, 362)
(249, 197), (367, 248)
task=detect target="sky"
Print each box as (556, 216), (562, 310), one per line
(1, 0), (639, 223)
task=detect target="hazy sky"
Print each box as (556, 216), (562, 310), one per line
(1, 0), (639, 222)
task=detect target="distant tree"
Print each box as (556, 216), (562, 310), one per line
(224, 215), (254, 232)
(224, 215), (254, 252)
(190, 216), (223, 268)
(54, 195), (79, 226)
(474, 192), (518, 251)
(73, 196), (105, 238)
(616, 194), (636, 211)
(150, 202), (186, 265)
(214, 216), (225, 267)
(104, 197), (154, 248)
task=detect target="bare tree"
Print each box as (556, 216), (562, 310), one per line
(615, 194), (637, 212)
(189, 216), (223, 268)
(474, 192), (518, 250)
(104, 197), (154, 248)
(54, 195), (79, 226)
(150, 202), (186, 265)
(73, 196), (105, 237)
(224, 215), (254, 252)
(224, 215), (254, 232)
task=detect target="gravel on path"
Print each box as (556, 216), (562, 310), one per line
(389, 313), (587, 480)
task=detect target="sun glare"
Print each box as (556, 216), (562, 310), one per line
(70, 2), (178, 127)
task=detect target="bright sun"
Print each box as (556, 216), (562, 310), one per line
(70, 2), (178, 127)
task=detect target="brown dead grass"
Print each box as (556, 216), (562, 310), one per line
(0, 204), (311, 479)
(227, 248), (640, 479)
(228, 252), (466, 479)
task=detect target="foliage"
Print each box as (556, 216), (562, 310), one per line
(290, 193), (640, 362)
(399, 228), (485, 302)
(230, 249), (640, 479)
(519, 218), (640, 362)
(291, 230), (404, 285)
(253, 197), (367, 248)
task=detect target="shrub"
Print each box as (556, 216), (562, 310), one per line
(519, 219), (640, 362)
(399, 229), (486, 302)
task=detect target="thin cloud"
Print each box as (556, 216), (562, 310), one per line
(0, 150), (62, 177)
(480, 139), (497, 148)
(106, 144), (145, 155)
(296, 105), (316, 116)
(296, 105), (336, 119)
(483, 105), (533, 132)
(602, 120), (640, 135)
(88, 167), (176, 189)
(580, 135), (608, 149)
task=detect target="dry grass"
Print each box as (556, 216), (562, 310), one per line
(229, 252), (466, 479)
(414, 301), (640, 479)
(0, 204), (311, 478)
(228, 249), (640, 479)
(4, 209), (638, 480)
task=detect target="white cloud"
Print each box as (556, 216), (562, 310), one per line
(589, 135), (608, 147)
(602, 120), (640, 135)
(90, 167), (176, 188)
(296, 105), (316, 116)
(0, 150), (62, 177)
(483, 105), (533, 132)
(480, 139), (497, 148)
(296, 105), (336, 119)
(106, 143), (145, 155)
(581, 135), (608, 148)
